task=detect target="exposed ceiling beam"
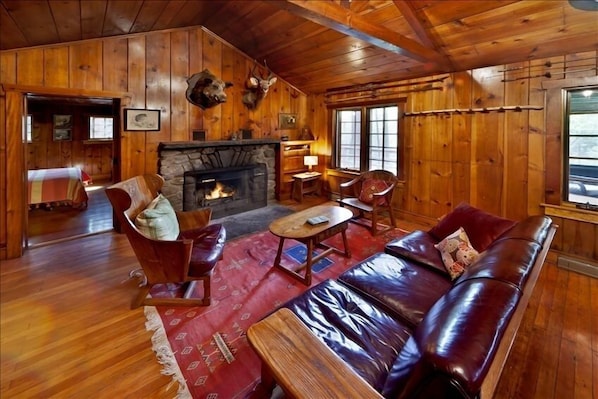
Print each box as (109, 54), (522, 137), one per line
(277, 0), (448, 68)
(392, 0), (434, 48)
(392, 0), (454, 70)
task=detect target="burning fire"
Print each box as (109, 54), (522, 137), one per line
(205, 182), (234, 200)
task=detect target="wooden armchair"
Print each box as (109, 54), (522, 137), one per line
(339, 169), (398, 235)
(105, 174), (226, 308)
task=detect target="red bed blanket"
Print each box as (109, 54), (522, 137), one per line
(28, 168), (89, 209)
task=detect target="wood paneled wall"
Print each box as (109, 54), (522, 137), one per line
(0, 26), (307, 259)
(313, 51), (597, 262)
(27, 103), (113, 180)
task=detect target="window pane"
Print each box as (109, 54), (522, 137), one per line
(368, 105), (398, 173)
(337, 109), (361, 170)
(26, 115), (32, 142)
(566, 89), (598, 205)
(90, 116), (114, 140)
(569, 137), (598, 158)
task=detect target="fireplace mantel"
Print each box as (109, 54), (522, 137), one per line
(159, 139), (281, 151)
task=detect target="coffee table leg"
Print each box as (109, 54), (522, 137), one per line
(305, 239), (313, 285)
(341, 229), (351, 258)
(274, 237), (285, 268)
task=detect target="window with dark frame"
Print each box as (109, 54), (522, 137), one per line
(564, 87), (598, 207)
(89, 116), (114, 140)
(334, 102), (402, 176)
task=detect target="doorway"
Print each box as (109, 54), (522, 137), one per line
(25, 94), (120, 247)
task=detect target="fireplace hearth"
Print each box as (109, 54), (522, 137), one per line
(183, 164), (267, 219)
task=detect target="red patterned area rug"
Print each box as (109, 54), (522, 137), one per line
(144, 223), (406, 399)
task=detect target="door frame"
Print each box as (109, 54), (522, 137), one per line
(1, 84), (130, 259)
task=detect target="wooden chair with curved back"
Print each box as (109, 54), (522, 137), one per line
(338, 169), (398, 235)
(105, 174), (226, 308)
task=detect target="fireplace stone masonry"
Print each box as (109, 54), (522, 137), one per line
(158, 140), (279, 212)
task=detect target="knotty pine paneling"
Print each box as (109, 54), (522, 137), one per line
(317, 52), (597, 262)
(0, 26), (308, 258)
(124, 35), (147, 179)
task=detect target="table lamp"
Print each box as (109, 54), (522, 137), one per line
(304, 155), (318, 173)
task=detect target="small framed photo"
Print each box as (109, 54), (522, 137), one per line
(124, 109), (161, 131)
(279, 113), (298, 129)
(53, 114), (72, 129)
(53, 114), (73, 141)
(53, 128), (72, 141)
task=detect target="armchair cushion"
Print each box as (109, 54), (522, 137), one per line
(134, 194), (180, 240)
(184, 224), (227, 275)
(358, 178), (390, 205)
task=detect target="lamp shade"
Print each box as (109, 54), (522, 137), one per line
(304, 155), (318, 167)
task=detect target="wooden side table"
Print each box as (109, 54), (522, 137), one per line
(292, 171), (322, 202)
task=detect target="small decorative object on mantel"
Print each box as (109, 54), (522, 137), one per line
(300, 126), (314, 140)
(241, 129), (252, 140)
(185, 69), (233, 110)
(192, 130), (206, 141)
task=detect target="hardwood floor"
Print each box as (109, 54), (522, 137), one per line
(27, 180), (114, 247)
(2, 198), (596, 398)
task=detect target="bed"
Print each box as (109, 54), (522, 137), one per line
(28, 167), (90, 209)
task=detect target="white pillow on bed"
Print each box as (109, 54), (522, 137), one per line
(135, 194), (179, 240)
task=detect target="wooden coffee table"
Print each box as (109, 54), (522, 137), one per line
(269, 205), (353, 285)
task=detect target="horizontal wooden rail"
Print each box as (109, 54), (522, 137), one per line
(404, 105), (544, 116)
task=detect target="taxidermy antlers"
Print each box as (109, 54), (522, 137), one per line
(186, 69), (233, 110)
(242, 60), (277, 110)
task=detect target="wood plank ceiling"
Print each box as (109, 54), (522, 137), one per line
(1, 0), (597, 94)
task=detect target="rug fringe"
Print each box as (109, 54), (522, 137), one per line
(145, 306), (192, 399)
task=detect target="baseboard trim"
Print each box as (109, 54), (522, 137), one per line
(557, 255), (598, 278)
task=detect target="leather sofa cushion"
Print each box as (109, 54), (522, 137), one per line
(382, 279), (521, 399)
(282, 279), (412, 392)
(428, 202), (516, 252)
(492, 215), (552, 247)
(457, 239), (540, 290)
(339, 253), (452, 327)
(384, 230), (448, 275)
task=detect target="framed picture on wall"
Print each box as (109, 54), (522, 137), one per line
(53, 129), (72, 141)
(279, 113), (298, 129)
(124, 109), (161, 131)
(53, 115), (73, 141)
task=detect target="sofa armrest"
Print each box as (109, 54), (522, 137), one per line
(247, 308), (383, 399)
(175, 208), (212, 232)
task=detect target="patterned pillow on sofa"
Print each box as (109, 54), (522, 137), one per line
(358, 178), (390, 205)
(434, 227), (480, 280)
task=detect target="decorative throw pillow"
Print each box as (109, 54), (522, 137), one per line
(358, 178), (390, 205)
(135, 194), (180, 240)
(434, 227), (480, 280)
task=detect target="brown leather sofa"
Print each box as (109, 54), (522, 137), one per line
(248, 203), (557, 399)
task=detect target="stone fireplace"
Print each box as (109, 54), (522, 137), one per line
(183, 164), (267, 218)
(158, 140), (279, 216)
